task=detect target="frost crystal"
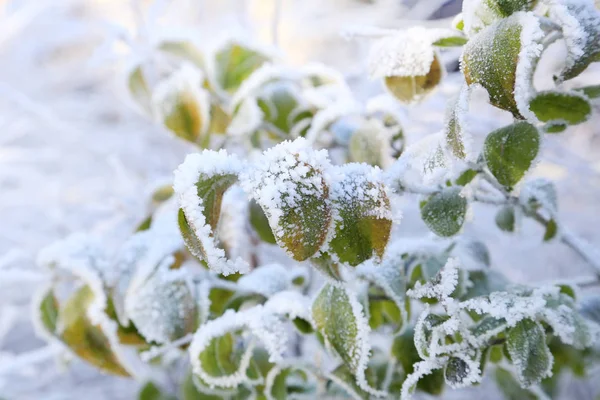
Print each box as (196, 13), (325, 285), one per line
(173, 150), (250, 275)
(408, 258), (460, 303)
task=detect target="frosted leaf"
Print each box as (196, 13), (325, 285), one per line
(152, 63), (211, 145)
(483, 122), (540, 189)
(209, 39), (271, 94)
(264, 364), (317, 400)
(462, 12), (549, 120)
(328, 163), (392, 267)
(356, 252), (408, 330)
(127, 65), (152, 114)
(173, 150), (250, 275)
(400, 359), (445, 400)
(462, 0), (538, 36)
(230, 63), (293, 110)
(227, 97), (264, 137)
(310, 253), (345, 282)
(58, 285), (130, 377)
(368, 27), (446, 78)
(542, 293), (594, 348)
(31, 284), (60, 342)
(519, 178), (558, 216)
(528, 90), (592, 125)
(506, 319), (553, 387)
(256, 82), (311, 138)
(384, 54), (443, 104)
(304, 101), (361, 144)
(189, 291), (310, 388)
(311, 284), (386, 397)
(386, 132), (456, 189)
(408, 258), (460, 303)
(444, 355), (482, 388)
(468, 316), (508, 346)
(240, 138), (333, 261)
(217, 186), (253, 265)
(421, 188), (468, 237)
(445, 85), (474, 160)
(547, 0), (600, 81)
(348, 119), (392, 168)
(237, 263), (298, 297)
(125, 265), (197, 344)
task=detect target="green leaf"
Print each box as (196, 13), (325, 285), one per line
(128, 66), (152, 113)
(549, 0), (600, 81)
(433, 36), (468, 47)
(444, 357), (471, 387)
(174, 151), (247, 275)
(455, 169), (478, 186)
(292, 317), (314, 334)
(543, 121), (567, 134)
(575, 85), (600, 99)
(159, 41), (205, 69)
(529, 91), (591, 125)
(267, 366), (316, 400)
(198, 332), (246, 379)
(469, 316), (507, 339)
(257, 82), (304, 136)
(445, 86), (471, 160)
(139, 382), (177, 400)
(36, 287), (59, 336)
(214, 41), (269, 94)
(249, 200), (276, 244)
(495, 368), (539, 400)
(348, 119), (390, 168)
(543, 219), (558, 242)
(310, 254), (344, 281)
(329, 164), (392, 266)
(245, 141), (332, 261)
(421, 187), (468, 237)
(495, 205), (516, 232)
(484, 122), (540, 189)
(462, 269), (508, 300)
(59, 286), (130, 377)
(384, 54), (443, 104)
(506, 319), (552, 387)
(180, 372), (228, 400)
(462, 14), (545, 118)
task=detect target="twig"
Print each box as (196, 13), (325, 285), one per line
(140, 334), (194, 362)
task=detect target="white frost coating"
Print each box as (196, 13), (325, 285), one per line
(300, 62), (346, 87)
(37, 234), (108, 327)
(304, 101), (360, 144)
(408, 258), (460, 304)
(264, 364), (315, 400)
(514, 12), (546, 122)
(237, 264), (294, 297)
(227, 97), (264, 136)
(152, 62), (210, 137)
(31, 283), (61, 343)
(173, 150), (250, 275)
(368, 28), (437, 78)
(189, 291), (311, 388)
(400, 359), (445, 400)
(239, 138), (332, 257)
(462, 0), (503, 37)
(230, 63), (292, 110)
(445, 353), (483, 389)
(337, 286), (388, 397)
(460, 286), (559, 326)
(445, 85), (475, 161)
(547, 0), (600, 82)
(218, 185), (253, 264)
(519, 178), (558, 216)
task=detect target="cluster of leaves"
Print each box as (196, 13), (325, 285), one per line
(31, 0), (600, 399)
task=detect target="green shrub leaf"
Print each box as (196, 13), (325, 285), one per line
(529, 91), (591, 125)
(575, 85), (600, 99)
(213, 41), (270, 94)
(421, 187), (468, 237)
(484, 122), (540, 189)
(328, 164), (392, 266)
(139, 382), (177, 400)
(495, 205), (516, 232)
(384, 54), (443, 104)
(35, 287), (59, 337)
(506, 319), (553, 387)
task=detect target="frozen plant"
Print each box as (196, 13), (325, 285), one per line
(25, 0), (600, 399)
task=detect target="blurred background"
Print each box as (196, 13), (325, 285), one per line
(0, 0), (599, 398)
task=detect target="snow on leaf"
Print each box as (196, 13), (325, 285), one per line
(189, 291), (310, 388)
(444, 355), (482, 388)
(328, 163), (392, 267)
(227, 97), (264, 137)
(311, 284), (387, 397)
(519, 178), (558, 216)
(264, 364), (316, 400)
(173, 150), (250, 275)
(58, 285), (130, 377)
(421, 188), (468, 237)
(400, 359), (445, 400)
(31, 284), (60, 340)
(506, 319), (553, 387)
(383, 54), (443, 104)
(547, 0), (600, 82)
(152, 63), (211, 146)
(211, 40), (271, 94)
(483, 122), (540, 189)
(528, 90), (592, 125)
(240, 138), (332, 261)
(237, 263), (302, 297)
(348, 119), (392, 168)
(217, 186), (253, 266)
(462, 12), (549, 119)
(125, 264), (198, 344)
(445, 85), (474, 160)
(408, 258), (460, 303)
(462, 0), (538, 36)
(541, 293), (594, 349)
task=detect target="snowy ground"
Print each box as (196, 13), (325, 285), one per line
(0, 0), (599, 399)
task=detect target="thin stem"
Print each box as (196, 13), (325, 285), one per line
(140, 334), (194, 362)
